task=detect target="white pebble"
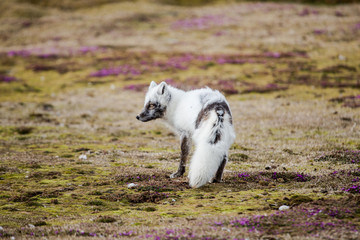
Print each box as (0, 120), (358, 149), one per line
(10, 237), (15, 240)
(279, 205), (290, 211)
(127, 183), (137, 188)
(0, 226), (3, 231)
(28, 224), (35, 229)
(79, 154), (87, 160)
(338, 55), (346, 61)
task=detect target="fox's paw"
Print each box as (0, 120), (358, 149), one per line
(211, 178), (223, 183)
(170, 171), (183, 178)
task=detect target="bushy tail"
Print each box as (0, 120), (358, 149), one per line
(188, 109), (235, 188)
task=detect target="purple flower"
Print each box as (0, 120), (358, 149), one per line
(299, 8), (319, 16)
(335, 11), (345, 17)
(237, 172), (250, 179)
(0, 75), (17, 82)
(90, 65), (141, 77)
(313, 29), (326, 35)
(166, 229), (175, 235)
(214, 31), (225, 36)
(342, 185), (360, 194)
(214, 221), (223, 226)
(354, 22), (360, 31)
(79, 46), (99, 54)
(295, 173), (310, 182)
(7, 49), (31, 57)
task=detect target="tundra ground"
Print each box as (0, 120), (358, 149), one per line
(0, 0), (360, 239)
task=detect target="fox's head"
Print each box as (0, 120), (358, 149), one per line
(136, 81), (171, 122)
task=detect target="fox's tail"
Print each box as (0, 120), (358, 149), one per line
(188, 105), (235, 188)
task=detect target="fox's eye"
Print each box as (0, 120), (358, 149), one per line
(148, 103), (156, 110)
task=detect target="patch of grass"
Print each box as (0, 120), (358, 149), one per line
(86, 200), (105, 206)
(15, 126), (34, 135)
(34, 220), (47, 226)
(315, 149), (360, 164)
(230, 153), (249, 161)
(143, 207), (157, 212)
(96, 216), (116, 223)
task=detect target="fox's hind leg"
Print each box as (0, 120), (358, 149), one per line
(212, 155), (227, 183)
(170, 135), (191, 178)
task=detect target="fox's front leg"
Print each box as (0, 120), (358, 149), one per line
(170, 135), (191, 178)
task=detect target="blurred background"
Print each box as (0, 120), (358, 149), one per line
(1, 0), (359, 96)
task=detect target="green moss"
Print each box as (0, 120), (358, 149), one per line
(143, 206), (157, 212)
(60, 154), (74, 158)
(96, 216), (117, 223)
(288, 195), (313, 206)
(230, 153), (249, 161)
(86, 200), (106, 206)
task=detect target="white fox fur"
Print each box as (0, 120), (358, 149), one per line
(136, 81), (235, 188)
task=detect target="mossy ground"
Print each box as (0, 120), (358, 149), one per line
(0, 0), (360, 239)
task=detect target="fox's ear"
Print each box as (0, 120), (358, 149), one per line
(149, 81), (157, 89)
(157, 82), (167, 95)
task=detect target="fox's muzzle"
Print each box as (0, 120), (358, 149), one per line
(136, 111), (152, 122)
(136, 103), (166, 122)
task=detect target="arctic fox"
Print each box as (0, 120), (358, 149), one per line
(136, 81), (236, 188)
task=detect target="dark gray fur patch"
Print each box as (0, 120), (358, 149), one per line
(195, 101), (232, 129)
(210, 130), (222, 145)
(213, 155), (227, 183)
(170, 135), (190, 178)
(178, 136), (189, 175)
(138, 102), (166, 122)
(148, 102), (166, 116)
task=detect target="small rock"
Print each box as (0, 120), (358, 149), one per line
(171, 198), (176, 202)
(270, 160), (275, 163)
(265, 166), (271, 170)
(338, 55), (346, 61)
(127, 183), (137, 188)
(221, 227), (231, 232)
(10, 237), (15, 240)
(0, 226), (3, 231)
(279, 205), (290, 211)
(28, 224), (35, 229)
(79, 154), (87, 160)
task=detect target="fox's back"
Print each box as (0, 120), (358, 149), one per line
(173, 88), (228, 134)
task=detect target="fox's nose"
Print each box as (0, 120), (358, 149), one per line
(136, 115), (140, 120)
